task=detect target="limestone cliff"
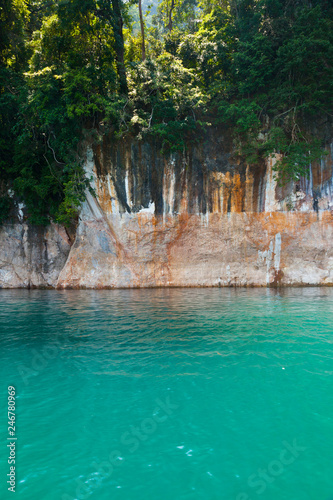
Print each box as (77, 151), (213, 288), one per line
(0, 224), (71, 288)
(1, 131), (333, 288)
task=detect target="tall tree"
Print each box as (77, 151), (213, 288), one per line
(155, 0), (198, 33)
(167, 0), (175, 31)
(138, 0), (146, 60)
(111, 0), (128, 94)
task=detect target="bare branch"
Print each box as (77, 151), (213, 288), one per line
(47, 136), (65, 165)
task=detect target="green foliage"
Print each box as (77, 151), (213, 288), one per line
(56, 166), (94, 226)
(153, 0), (198, 34)
(127, 53), (208, 150)
(0, 0), (29, 68)
(0, 0), (332, 226)
(185, 0), (333, 179)
(0, 0), (118, 226)
(0, 195), (13, 224)
(267, 127), (325, 184)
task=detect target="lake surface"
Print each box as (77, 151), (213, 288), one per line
(0, 288), (333, 500)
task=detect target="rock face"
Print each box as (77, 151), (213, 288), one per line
(57, 134), (333, 288)
(56, 208), (333, 288)
(0, 224), (71, 288)
(2, 130), (333, 288)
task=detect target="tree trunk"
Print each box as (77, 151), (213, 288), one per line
(111, 0), (128, 95)
(138, 0), (146, 61)
(167, 0), (175, 32)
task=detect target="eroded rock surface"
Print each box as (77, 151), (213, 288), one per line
(0, 224), (71, 288)
(2, 132), (333, 288)
(57, 138), (333, 288)
(57, 207), (333, 288)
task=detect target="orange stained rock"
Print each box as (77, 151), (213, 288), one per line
(231, 173), (244, 213)
(221, 172), (231, 214)
(210, 172), (224, 213)
(245, 165), (254, 213)
(311, 158), (332, 187)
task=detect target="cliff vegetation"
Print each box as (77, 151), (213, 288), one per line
(0, 0), (332, 225)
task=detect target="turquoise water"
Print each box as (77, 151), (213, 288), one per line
(0, 289), (333, 500)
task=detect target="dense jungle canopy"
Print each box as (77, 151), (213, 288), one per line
(0, 0), (332, 225)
